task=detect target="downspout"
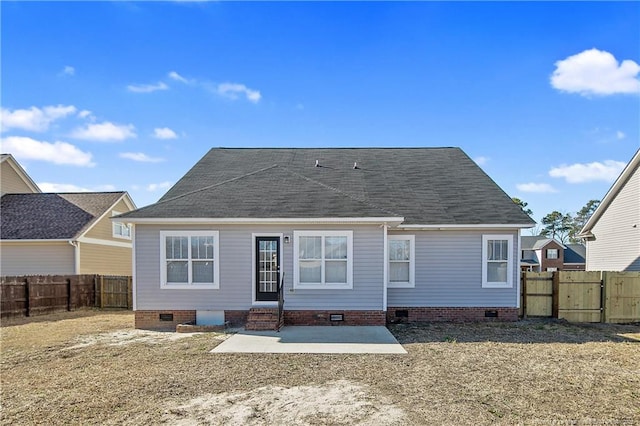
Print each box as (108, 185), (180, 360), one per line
(68, 240), (80, 274)
(382, 222), (388, 312)
(131, 224), (136, 311)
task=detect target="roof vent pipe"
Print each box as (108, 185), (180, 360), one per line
(315, 160), (319, 167)
(353, 162), (358, 169)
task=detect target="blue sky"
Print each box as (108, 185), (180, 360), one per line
(2, 1), (639, 227)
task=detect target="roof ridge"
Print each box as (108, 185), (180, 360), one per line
(148, 164), (280, 207)
(279, 166), (402, 217)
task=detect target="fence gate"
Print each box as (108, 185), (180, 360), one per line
(557, 271), (602, 323)
(99, 276), (132, 309)
(604, 272), (640, 323)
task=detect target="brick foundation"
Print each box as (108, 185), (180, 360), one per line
(135, 310), (196, 331)
(284, 310), (386, 326)
(136, 307), (517, 329)
(135, 309), (249, 330)
(386, 307), (519, 323)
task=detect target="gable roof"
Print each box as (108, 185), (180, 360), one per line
(1, 192), (128, 240)
(564, 244), (586, 264)
(0, 154), (41, 194)
(120, 147), (535, 226)
(521, 236), (565, 250)
(580, 148), (640, 236)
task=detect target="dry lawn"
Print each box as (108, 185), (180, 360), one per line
(1, 310), (638, 425)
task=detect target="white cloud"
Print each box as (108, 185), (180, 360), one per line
(152, 127), (178, 139)
(70, 122), (136, 142)
(551, 48), (640, 96)
(61, 66), (75, 76)
(146, 181), (172, 191)
(119, 152), (165, 163)
(1, 136), (94, 167)
(168, 71), (190, 84)
(549, 160), (626, 183)
(37, 182), (116, 192)
(77, 110), (93, 119)
(473, 156), (489, 166)
(616, 131), (626, 140)
(217, 82), (261, 103)
(516, 183), (558, 193)
(127, 81), (169, 93)
(1, 105), (77, 132)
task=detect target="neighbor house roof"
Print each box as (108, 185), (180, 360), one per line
(564, 244), (586, 264)
(520, 236), (565, 250)
(120, 148), (535, 226)
(580, 148), (640, 236)
(1, 192), (128, 240)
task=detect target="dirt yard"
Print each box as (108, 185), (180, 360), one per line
(1, 311), (638, 425)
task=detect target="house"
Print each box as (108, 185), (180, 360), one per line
(520, 236), (585, 272)
(563, 244), (587, 271)
(1, 154), (41, 195)
(118, 148), (535, 330)
(580, 149), (640, 271)
(0, 154), (137, 276)
(1, 192), (136, 276)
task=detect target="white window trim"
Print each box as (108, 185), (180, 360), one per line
(481, 234), (513, 289)
(160, 230), (220, 289)
(546, 249), (559, 259)
(293, 230), (353, 290)
(112, 211), (132, 240)
(387, 234), (415, 288)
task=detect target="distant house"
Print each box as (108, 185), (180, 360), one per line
(520, 236), (585, 272)
(580, 149), (640, 271)
(1, 154), (40, 195)
(118, 147), (534, 330)
(0, 154), (136, 276)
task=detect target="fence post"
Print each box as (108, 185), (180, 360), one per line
(522, 272), (528, 319)
(552, 271), (560, 319)
(24, 278), (30, 317)
(100, 275), (104, 309)
(127, 276), (132, 310)
(600, 271), (606, 323)
(67, 278), (72, 312)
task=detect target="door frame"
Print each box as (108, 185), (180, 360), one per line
(251, 233), (283, 305)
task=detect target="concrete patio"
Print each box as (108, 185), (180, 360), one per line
(211, 326), (407, 354)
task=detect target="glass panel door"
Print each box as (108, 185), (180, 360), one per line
(256, 237), (280, 302)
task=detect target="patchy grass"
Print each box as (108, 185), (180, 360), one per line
(1, 312), (638, 425)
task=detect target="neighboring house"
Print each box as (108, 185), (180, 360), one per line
(1, 191), (136, 276)
(580, 149), (640, 271)
(120, 147), (534, 330)
(563, 244), (587, 271)
(520, 236), (585, 272)
(1, 154), (41, 195)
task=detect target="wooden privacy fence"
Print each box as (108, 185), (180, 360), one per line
(1, 274), (132, 319)
(521, 271), (640, 323)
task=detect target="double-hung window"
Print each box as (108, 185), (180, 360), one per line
(160, 231), (219, 289)
(387, 235), (415, 288)
(293, 231), (353, 289)
(481, 234), (513, 288)
(112, 211), (131, 239)
(546, 249), (558, 259)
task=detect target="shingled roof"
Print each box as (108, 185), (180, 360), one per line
(1, 192), (126, 240)
(121, 148), (535, 226)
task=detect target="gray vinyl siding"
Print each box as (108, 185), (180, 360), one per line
(587, 165), (640, 271)
(135, 224), (384, 311)
(0, 243), (75, 275)
(387, 230), (520, 308)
